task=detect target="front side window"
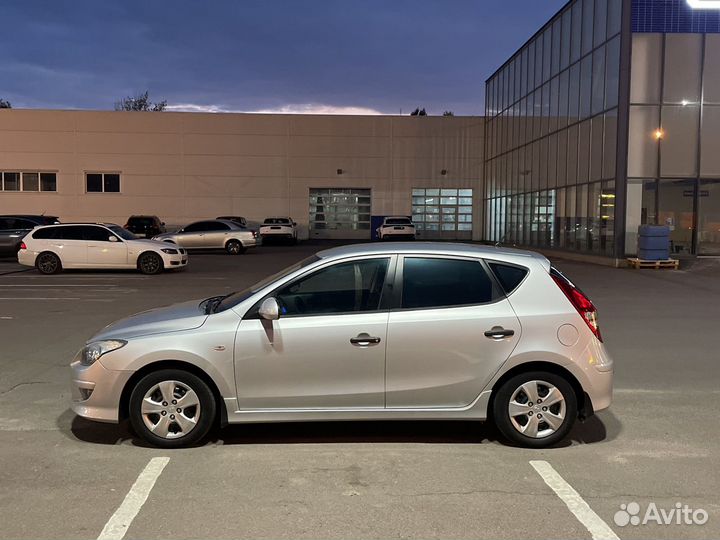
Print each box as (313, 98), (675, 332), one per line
(275, 258), (390, 316)
(182, 222), (206, 233)
(86, 172), (120, 193)
(401, 257), (494, 309)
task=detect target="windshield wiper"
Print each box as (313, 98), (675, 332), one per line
(203, 294), (234, 314)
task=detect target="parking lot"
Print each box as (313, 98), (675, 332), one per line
(1, 243), (718, 539)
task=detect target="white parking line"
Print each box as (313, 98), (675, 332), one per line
(97, 457), (170, 540)
(530, 460), (619, 540)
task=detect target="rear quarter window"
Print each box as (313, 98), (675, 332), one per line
(32, 227), (59, 239)
(488, 262), (529, 295)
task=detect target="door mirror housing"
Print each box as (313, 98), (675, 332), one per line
(258, 297), (280, 320)
(108, 235), (118, 242)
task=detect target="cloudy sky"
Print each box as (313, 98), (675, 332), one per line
(1, 0), (565, 115)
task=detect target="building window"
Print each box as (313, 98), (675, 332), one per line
(0, 171), (56, 192)
(86, 172), (121, 193)
(412, 188), (473, 233)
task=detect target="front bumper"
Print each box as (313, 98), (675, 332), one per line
(160, 251), (188, 268)
(70, 359), (132, 423)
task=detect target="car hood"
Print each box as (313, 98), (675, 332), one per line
(151, 232), (176, 240)
(126, 238), (173, 249)
(91, 299), (208, 341)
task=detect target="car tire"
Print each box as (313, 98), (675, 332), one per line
(35, 251), (62, 275)
(226, 240), (245, 255)
(138, 252), (164, 275)
(492, 370), (577, 448)
(128, 369), (217, 449)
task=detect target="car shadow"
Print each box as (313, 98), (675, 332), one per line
(62, 409), (619, 448)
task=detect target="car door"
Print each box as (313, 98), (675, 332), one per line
(385, 255), (521, 409)
(84, 226), (128, 267)
(49, 225), (88, 266)
(203, 221), (231, 248)
(174, 222), (208, 247)
(234, 255), (394, 409)
(0, 218), (29, 253)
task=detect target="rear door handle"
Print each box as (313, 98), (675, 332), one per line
(484, 326), (515, 339)
(350, 333), (381, 346)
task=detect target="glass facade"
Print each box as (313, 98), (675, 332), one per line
(626, 33), (720, 255)
(308, 188), (371, 239)
(484, 0), (623, 256)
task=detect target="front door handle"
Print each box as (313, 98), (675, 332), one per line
(350, 333), (381, 346)
(484, 326), (515, 339)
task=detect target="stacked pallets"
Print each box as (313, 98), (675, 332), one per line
(626, 258), (679, 270)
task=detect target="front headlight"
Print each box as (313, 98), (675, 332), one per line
(79, 340), (127, 366)
(161, 248), (178, 254)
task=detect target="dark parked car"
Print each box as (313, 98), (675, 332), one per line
(124, 215), (166, 239)
(0, 215), (60, 256)
(216, 216), (247, 228)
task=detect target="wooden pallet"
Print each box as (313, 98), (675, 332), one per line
(626, 257), (679, 270)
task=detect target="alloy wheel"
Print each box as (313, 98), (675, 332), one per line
(140, 380), (201, 439)
(37, 253), (59, 274)
(507, 380), (566, 439)
(140, 254), (161, 274)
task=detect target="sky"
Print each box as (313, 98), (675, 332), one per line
(0, 0), (566, 116)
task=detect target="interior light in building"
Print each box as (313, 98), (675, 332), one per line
(600, 193), (616, 198)
(686, 0), (720, 9)
(654, 128), (665, 140)
(681, 99), (689, 106)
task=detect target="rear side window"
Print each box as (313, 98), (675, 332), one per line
(401, 257), (494, 309)
(488, 262), (529, 295)
(55, 226), (85, 240)
(83, 226), (112, 242)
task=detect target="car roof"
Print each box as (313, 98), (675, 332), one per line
(316, 242), (550, 269)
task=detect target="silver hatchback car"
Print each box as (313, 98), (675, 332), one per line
(70, 243), (613, 448)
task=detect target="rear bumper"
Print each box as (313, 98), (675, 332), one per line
(17, 249), (36, 267)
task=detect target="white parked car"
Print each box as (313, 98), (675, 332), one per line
(377, 216), (417, 240)
(259, 217), (297, 244)
(18, 223), (188, 275)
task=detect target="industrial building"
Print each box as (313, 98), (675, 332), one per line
(2, 0), (720, 260)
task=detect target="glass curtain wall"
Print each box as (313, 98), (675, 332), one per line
(626, 33), (720, 255)
(484, 0), (622, 256)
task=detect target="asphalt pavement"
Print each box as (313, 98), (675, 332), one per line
(0, 243), (718, 539)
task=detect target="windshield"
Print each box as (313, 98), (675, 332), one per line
(264, 218), (290, 225)
(386, 218), (412, 225)
(108, 225), (137, 240)
(214, 255), (320, 313)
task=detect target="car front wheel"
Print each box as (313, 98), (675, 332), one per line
(128, 369), (216, 448)
(492, 371), (577, 448)
(138, 252), (164, 275)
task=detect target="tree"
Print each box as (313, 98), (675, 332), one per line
(442, 110), (454, 116)
(114, 91), (167, 112)
(410, 107), (427, 116)
(0, 99), (11, 109)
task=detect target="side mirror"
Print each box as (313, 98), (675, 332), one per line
(108, 235), (118, 242)
(258, 297), (280, 321)
(292, 222), (297, 227)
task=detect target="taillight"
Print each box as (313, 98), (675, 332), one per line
(19, 242), (27, 250)
(551, 269), (602, 342)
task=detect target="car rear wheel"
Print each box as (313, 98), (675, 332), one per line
(36, 252), (62, 275)
(225, 240), (245, 254)
(492, 371), (577, 448)
(129, 369), (216, 448)
(138, 252), (163, 275)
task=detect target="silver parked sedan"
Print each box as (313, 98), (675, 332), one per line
(70, 242), (613, 448)
(153, 219), (257, 254)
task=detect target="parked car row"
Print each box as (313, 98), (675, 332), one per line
(2, 213), (301, 275)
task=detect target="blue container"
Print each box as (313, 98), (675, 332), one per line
(637, 225), (670, 260)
